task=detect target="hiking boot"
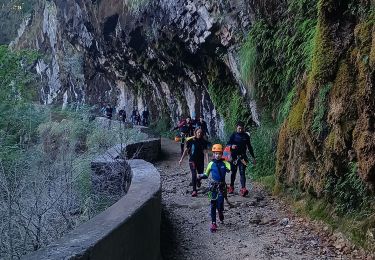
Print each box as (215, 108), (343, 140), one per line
(227, 185), (234, 194)
(240, 188), (249, 197)
(210, 223), (217, 232)
(218, 211), (224, 222)
(191, 191), (197, 197)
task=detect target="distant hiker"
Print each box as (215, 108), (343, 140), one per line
(105, 104), (113, 120)
(131, 107), (138, 124)
(196, 115), (209, 137)
(226, 121), (256, 197)
(172, 116), (194, 155)
(142, 107), (150, 126)
(179, 128), (210, 197)
(198, 144), (231, 232)
(135, 110), (141, 125)
(118, 109), (126, 123)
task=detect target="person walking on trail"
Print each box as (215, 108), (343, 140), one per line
(131, 107), (137, 125)
(142, 107), (150, 126)
(105, 104), (113, 120)
(197, 144), (231, 232)
(227, 121), (256, 197)
(172, 116), (194, 155)
(179, 128), (210, 197)
(118, 108), (126, 123)
(135, 110), (141, 125)
(196, 115), (209, 137)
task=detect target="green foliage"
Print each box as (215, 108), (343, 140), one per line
(208, 83), (251, 137)
(239, 35), (257, 87)
(149, 116), (175, 138)
(278, 86), (297, 124)
(312, 83), (331, 135)
(325, 162), (370, 215)
(240, 0), (317, 105)
(292, 192), (373, 250)
(248, 114), (278, 180)
(257, 174), (276, 193)
(0, 45), (39, 102)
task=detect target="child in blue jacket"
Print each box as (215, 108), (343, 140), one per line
(198, 144), (231, 232)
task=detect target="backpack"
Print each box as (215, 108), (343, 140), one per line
(222, 145), (232, 162)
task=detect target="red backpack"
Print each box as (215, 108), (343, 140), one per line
(222, 145), (232, 162)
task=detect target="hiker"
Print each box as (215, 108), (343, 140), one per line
(227, 121), (256, 196)
(118, 108), (126, 123)
(179, 128), (210, 197)
(197, 144), (231, 232)
(131, 107), (138, 124)
(196, 115), (209, 137)
(142, 107), (150, 126)
(135, 110), (141, 125)
(172, 116), (194, 155)
(105, 104), (113, 120)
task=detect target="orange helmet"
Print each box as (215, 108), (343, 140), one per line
(212, 144), (223, 153)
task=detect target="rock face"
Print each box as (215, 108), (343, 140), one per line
(13, 0), (259, 138)
(276, 0), (375, 194)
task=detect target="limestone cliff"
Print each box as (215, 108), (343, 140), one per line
(12, 0), (259, 138)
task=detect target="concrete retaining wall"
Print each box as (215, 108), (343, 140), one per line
(124, 138), (161, 162)
(24, 160), (161, 260)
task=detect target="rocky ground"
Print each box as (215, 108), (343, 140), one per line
(156, 138), (371, 260)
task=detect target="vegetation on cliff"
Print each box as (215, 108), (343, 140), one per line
(240, 0), (374, 250)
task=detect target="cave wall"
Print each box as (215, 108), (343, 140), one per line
(12, 0), (259, 138)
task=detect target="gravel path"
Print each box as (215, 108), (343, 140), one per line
(156, 138), (369, 260)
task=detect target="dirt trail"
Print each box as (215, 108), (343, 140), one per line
(156, 138), (368, 260)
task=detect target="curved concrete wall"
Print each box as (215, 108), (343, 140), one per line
(24, 159), (161, 260)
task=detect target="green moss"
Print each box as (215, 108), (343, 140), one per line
(309, 20), (336, 84)
(287, 89), (307, 133)
(326, 131), (335, 149)
(312, 83), (332, 135)
(331, 59), (354, 100)
(354, 19), (373, 56)
(275, 122), (289, 179)
(257, 175), (276, 193)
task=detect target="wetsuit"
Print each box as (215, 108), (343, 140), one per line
(186, 137), (210, 192)
(119, 109), (126, 123)
(142, 110), (149, 126)
(105, 106), (113, 119)
(227, 132), (255, 189)
(201, 159), (231, 223)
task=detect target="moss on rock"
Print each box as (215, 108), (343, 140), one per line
(287, 89), (307, 133)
